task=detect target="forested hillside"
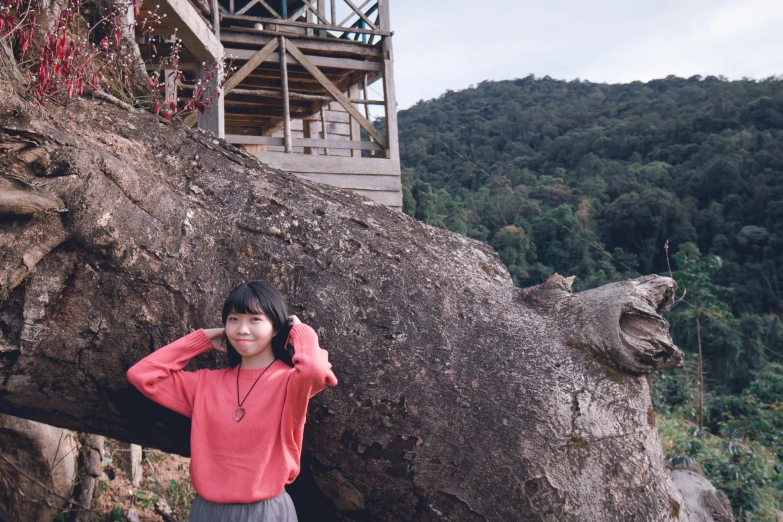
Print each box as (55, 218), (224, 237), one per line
(396, 75), (783, 520)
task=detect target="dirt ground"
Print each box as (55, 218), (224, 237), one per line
(92, 447), (194, 522)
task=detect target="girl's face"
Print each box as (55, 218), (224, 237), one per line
(225, 310), (277, 359)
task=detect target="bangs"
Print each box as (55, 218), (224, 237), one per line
(222, 286), (266, 318)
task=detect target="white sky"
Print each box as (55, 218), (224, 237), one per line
(385, 0), (783, 109)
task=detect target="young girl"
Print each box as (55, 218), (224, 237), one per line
(126, 281), (338, 521)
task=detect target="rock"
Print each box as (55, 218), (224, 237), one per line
(0, 96), (689, 521)
(127, 507), (141, 522)
(311, 469), (365, 511)
(156, 496), (173, 520)
(672, 469), (734, 522)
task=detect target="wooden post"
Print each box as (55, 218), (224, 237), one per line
(362, 73), (371, 124)
(164, 70), (177, 105)
(305, 1), (313, 36)
(348, 83), (361, 157)
(197, 61), (225, 139)
(279, 36), (292, 153)
(320, 105), (329, 156)
(317, 0), (326, 36)
(378, 0), (398, 161)
(303, 103), (318, 155)
(210, 0), (219, 38)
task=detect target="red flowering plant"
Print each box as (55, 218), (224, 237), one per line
(2, 0), (232, 120)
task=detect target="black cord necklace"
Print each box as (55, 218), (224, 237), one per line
(233, 358), (276, 422)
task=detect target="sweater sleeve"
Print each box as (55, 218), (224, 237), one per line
(286, 323), (338, 400)
(282, 323), (338, 427)
(126, 329), (214, 418)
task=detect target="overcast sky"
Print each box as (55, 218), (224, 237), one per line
(385, 0), (783, 110)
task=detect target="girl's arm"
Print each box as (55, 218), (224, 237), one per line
(126, 329), (219, 418)
(280, 321), (337, 467)
(286, 322), (338, 400)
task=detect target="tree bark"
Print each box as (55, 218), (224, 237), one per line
(71, 434), (105, 522)
(0, 93), (690, 521)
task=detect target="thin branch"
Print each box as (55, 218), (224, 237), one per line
(89, 89), (139, 112)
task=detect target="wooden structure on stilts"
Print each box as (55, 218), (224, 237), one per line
(136, 0), (401, 210)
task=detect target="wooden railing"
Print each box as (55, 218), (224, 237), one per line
(181, 0), (397, 161)
(221, 0), (387, 41)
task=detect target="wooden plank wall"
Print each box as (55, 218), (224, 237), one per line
(252, 102), (353, 156)
(240, 101), (402, 210)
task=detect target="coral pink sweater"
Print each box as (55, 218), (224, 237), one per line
(126, 323), (337, 503)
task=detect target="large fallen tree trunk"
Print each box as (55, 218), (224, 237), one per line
(0, 91), (690, 520)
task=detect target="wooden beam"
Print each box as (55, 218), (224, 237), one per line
(368, 13), (379, 45)
(284, 39), (386, 148)
(210, 0), (219, 37)
(225, 99), (312, 109)
(247, 151), (399, 175)
(320, 105), (329, 156)
(232, 88), (331, 102)
(223, 37), (279, 94)
(300, 0), (328, 25)
(235, 0), (259, 16)
(221, 28), (381, 57)
(228, 88), (383, 105)
(348, 83), (361, 157)
(220, 13), (388, 35)
(344, 0), (377, 30)
(337, 0), (370, 26)
(225, 48), (382, 71)
(302, 104), (316, 154)
(279, 36), (292, 153)
(363, 72), (370, 121)
(297, 172), (401, 191)
(226, 135), (382, 150)
(154, 0), (222, 61)
(317, 0), (327, 37)
(257, 0), (281, 18)
(261, 117), (285, 136)
(225, 107), (311, 119)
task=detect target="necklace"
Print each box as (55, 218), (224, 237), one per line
(233, 358), (276, 422)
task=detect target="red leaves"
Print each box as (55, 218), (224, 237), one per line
(4, 0), (232, 119)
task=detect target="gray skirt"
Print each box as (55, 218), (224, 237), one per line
(187, 489), (298, 522)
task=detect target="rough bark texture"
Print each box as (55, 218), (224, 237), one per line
(0, 95), (690, 522)
(72, 433), (105, 522)
(0, 413), (79, 522)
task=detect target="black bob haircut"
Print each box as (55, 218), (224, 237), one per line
(221, 281), (294, 368)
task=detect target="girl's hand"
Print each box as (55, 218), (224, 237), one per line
(203, 328), (227, 353)
(288, 315), (301, 327)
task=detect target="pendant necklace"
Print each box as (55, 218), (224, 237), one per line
(233, 358), (276, 422)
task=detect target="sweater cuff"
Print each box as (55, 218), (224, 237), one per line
(186, 329), (215, 354)
(289, 323), (316, 340)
